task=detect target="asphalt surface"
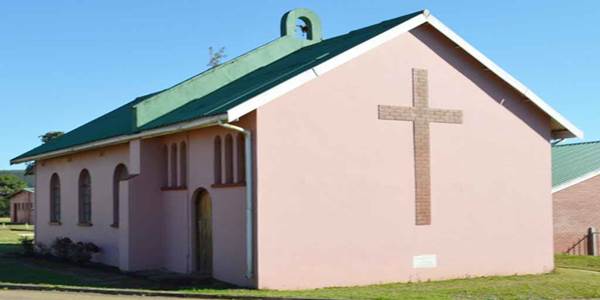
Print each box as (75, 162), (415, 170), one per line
(0, 290), (213, 300)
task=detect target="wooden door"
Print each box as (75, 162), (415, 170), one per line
(12, 204), (17, 223)
(196, 191), (213, 275)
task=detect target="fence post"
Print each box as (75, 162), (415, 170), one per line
(588, 227), (598, 256)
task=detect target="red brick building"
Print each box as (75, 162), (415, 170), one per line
(553, 141), (600, 254)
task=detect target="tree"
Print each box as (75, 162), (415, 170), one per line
(207, 46), (226, 68)
(0, 175), (27, 217)
(40, 131), (64, 143)
(24, 131), (65, 175)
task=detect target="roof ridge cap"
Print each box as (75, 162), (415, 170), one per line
(133, 35), (319, 128)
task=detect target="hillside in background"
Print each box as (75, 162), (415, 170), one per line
(0, 170), (34, 187)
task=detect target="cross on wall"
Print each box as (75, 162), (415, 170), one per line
(378, 68), (463, 225)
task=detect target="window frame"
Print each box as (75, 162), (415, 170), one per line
(78, 169), (92, 226)
(214, 136), (222, 184)
(49, 173), (61, 224)
(224, 134), (234, 184)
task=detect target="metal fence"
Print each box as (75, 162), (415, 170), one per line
(566, 227), (599, 256)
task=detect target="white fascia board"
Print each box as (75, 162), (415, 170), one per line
(552, 169), (600, 193)
(17, 11), (582, 163)
(11, 114), (227, 164)
(312, 14), (428, 76)
(425, 15), (583, 139)
(227, 12), (582, 139)
(227, 69), (319, 121)
(226, 13), (429, 121)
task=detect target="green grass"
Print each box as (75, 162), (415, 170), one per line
(2, 226), (600, 299)
(183, 269), (600, 299)
(555, 253), (600, 272)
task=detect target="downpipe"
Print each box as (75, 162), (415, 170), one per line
(218, 122), (254, 279)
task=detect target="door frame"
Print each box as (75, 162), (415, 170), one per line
(192, 188), (213, 276)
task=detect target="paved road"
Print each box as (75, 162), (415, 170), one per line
(0, 290), (213, 300)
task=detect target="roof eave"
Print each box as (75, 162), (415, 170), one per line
(552, 168), (600, 193)
(423, 15), (583, 140)
(14, 10), (583, 163)
(229, 11), (583, 140)
(11, 113), (228, 164)
(552, 129), (580, 140)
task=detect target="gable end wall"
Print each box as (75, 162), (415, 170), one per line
(254, 24), (553, 289)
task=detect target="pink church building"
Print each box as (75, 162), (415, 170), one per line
(12, 9), (582, 289)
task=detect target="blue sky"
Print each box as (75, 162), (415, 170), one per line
(1, 1), (599, 170)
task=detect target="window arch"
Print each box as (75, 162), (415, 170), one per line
(113, 164), (129, 227)
(50, 173), (61, 223)
(214, 136), (222, 184)
(78, 169), (92, 225)
(224, 134), (234, 184)
(237, 133), (246, 183)
(180, 141), (187, 187)
(170, 143), (178, 187)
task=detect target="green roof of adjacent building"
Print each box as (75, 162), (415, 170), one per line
(552, 141), (600, 188)
(12, 10), (422, 163)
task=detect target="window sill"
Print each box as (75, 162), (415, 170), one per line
(161, 186), (187, 191)
(211, 182), (246, 188)
(49, 221), (62, 226)
(110, 223), (119, 228)
(77, 222), (93, 227)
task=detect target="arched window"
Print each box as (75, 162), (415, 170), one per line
(214, 136), (222, 184)
(113, 164), (129, 227)
(50, 173), (61, 223)
(162, 145), (168, 187)
(224, 134), (234, 184)
(237, 133), (246, 183)
(78, 169), (92, 225)
(180, 141), (187, 187)
(170, 143), (178, 187)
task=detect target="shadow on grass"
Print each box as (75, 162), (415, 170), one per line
(0, 242), (238, 291)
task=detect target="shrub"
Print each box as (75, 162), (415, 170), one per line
(68, 242), (100, 264)
(36, 242), (51, 257)
(49, 237), (100, 264)
(51, 237), (73, 260)
(19, 237), (34, 256)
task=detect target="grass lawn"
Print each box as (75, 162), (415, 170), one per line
(2, 226), (600, 299)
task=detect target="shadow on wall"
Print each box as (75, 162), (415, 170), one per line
(412, 24), (551, 141)
(0, 223), (236, 290)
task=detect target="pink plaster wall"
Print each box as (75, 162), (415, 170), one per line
(157, 116), (255, 287)
(254, 24), (553, 289)
(35, 144), (129, 267)
(127, 139), (164, 270)
(34, 117), (253, 287)
(34, 130), (253, 286)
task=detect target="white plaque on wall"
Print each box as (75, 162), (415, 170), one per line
(413, 255), (437, 268)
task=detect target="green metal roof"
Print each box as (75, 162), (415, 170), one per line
(552, 141), (600, 187)
(12, 10), (422, 163)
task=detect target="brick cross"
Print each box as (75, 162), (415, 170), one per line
(378, 69), (463, 225)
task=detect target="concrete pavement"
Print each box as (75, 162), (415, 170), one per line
(0, 290), (214, 300)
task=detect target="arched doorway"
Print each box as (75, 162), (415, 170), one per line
(194, 189), (213, 276)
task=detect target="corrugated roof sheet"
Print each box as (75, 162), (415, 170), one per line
(12, 11), (422, 162)
(552, 141), (600, 187)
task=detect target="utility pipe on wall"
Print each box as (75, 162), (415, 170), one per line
(218, 122), (254, 278)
